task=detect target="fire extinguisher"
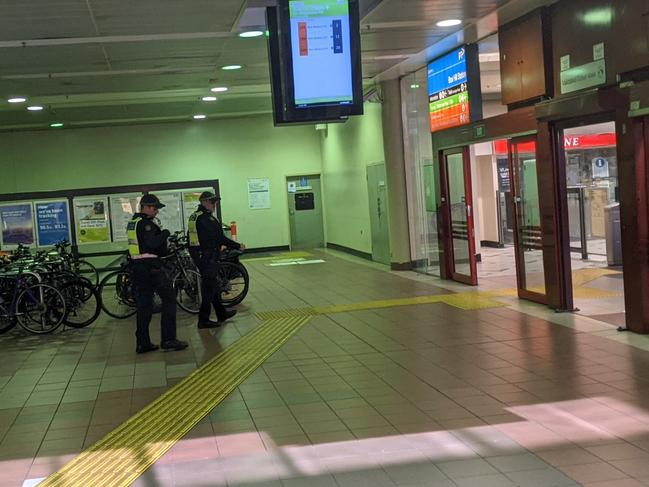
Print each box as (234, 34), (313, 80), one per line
(230, 221), (238, 241)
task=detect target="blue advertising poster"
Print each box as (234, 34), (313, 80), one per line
(0, 203), (35, 246)
(35, 201), (70, 246)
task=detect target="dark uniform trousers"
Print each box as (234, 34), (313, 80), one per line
(198, 252), (227, 322)
(132, 259), (176, 346)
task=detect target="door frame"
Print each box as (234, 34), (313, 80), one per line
(508, 135), (548, 304)
(439, 146), (478, 285)
(551, 112), (617, 312)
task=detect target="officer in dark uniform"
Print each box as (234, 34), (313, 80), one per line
(127, 194), (188, 353)
(189, 191), (245, 328)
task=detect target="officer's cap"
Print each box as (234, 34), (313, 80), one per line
(199, 191), (220, 202)
(140, 194), (166, 209)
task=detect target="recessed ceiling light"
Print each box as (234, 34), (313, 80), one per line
(239, 31), (264, 38)
(193, 114), (207, 120)
(221, 65), (242, 71)
(436, 19), (462, 27)
(8, 97), (27, 103)
(27, 105), (44, 111)
(49, 122), (64, 128)
(202, 96), (217, 102)
(210, 87), (228, 93)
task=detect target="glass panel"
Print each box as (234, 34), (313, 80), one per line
(446, 153), (471, 276)
(400, 68), (439, 276)
(513, 143), (545, 294)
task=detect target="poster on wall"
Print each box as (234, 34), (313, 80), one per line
(109, 194), (141, 242)
(74, 197), (110, 244)
(35, 201), (71, 246)
(0, 203), (35, 247)
(248, 178), (271, 210)
(156, 192), (183, 234)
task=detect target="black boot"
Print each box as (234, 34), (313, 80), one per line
(197, 319), (221, 329)
(218, 309), (237, 324)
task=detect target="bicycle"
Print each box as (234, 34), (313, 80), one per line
(0, 269), (67, 335)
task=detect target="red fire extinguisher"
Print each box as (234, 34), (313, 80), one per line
(230, 221), (238, 241)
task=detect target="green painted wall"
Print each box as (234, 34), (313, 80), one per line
(320, 103), (385, 254)
(0, 115), (323, 249)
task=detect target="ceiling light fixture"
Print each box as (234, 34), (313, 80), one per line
(221, 65), (242, 71)
(239, 31), (264, 38)
(202, 96), (217, 102)
(193, 114), (207, 120)
(49, 122), (64, 128)
(210, 87), (228, 93)
(27, 105), (44, 111)
(436, 19), (462, 27)
(8, 97), (27, 103)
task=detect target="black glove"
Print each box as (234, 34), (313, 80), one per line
(161, 229), (170, 239)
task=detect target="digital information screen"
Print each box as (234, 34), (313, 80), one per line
(427, 47), (471, 132)
(289, 0), (353, 107)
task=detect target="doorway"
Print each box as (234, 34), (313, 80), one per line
(440, 137), (547, 303)
(287, 175), (325, 250)
(559, 121), (625, 325)
(367, 163), (391, 265)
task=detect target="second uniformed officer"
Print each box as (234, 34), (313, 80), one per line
(127, 194), (188, 353)
(188, 191), (244, 328)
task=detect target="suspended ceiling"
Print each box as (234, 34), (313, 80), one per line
(0, 0), (551, 131)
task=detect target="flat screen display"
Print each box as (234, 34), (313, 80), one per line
(427, 45), (482, 132)
(267, 1), (363, 125)
(288, 0), (354, 108)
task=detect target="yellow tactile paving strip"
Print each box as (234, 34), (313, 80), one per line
(255, 268), (624, 321)
(39, 315), (312, 487)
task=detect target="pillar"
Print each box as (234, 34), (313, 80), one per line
(380, 79), (412, 270)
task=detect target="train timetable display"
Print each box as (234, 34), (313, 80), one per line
(288, 0), (353, 107)
(427, 46), (479, 132)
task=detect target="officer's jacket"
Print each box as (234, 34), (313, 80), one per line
(127, 213), (168, 257)
(192, 205), (240, 259)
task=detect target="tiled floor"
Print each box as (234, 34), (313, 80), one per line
(3, 249), (649, 486)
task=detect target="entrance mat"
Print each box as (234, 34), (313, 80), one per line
(38, 315), (313, 487)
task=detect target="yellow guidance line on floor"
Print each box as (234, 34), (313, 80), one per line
(39, 315), (312, 487)
(254, 271), (625, 321)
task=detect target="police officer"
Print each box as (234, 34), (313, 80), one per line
(127, 194), (188, 353)
(188, 191), (245, 328)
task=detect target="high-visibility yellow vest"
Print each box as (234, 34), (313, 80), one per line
(187, 209), (205, 247)
(127, 216), (143, 256)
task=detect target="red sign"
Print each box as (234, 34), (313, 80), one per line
(493, 133), (616, 155)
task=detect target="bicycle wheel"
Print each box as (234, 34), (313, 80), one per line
(73, 260), (99, 288)
(218, 262), (249, 306)
(99, 270), (137, 319)
(16, 284), (66, 334)
(61, 280), (101, 328)
(0, 302), (16, 335)
(174, 269), (201, 314)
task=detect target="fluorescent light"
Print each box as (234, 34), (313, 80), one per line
(436, 19), (462, 27)
(221, 65), (242, 71)
(210, 87), (228, 93)
(202, 96), (217, 102)
(50, 122), (64, 128)
(193, 114), (207, 120)
(239, 31), (264, 38)
(8, 97), (27, 103)
(27, 105), (44, 111)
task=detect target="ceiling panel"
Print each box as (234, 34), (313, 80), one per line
(89, 0), (246, 35)
(0, 0), (96, 41)
(0, 45), (109, 76)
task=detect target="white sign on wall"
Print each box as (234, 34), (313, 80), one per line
(248, 178), (271, 210)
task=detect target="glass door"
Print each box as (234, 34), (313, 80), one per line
(509, 137), (546, 302)
(441, 148), (477, 285)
